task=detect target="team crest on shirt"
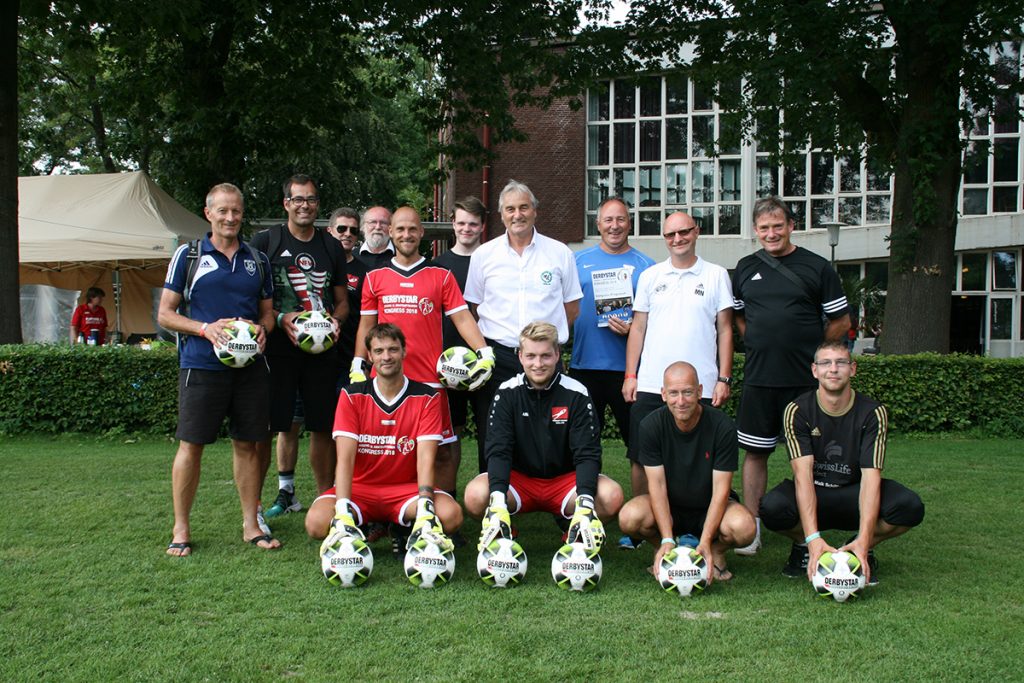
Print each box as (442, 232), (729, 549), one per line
(551, 406), (568, 424)
(418, 298), (435, 315)
(654, 283), (668, 294)
(347, 273), (359, 290)
(540, 270), (553, 285)
(244, 259), (257, 276)
(295, 253), (315, 271)
(694, 283), (705, 297)
(396, 436), (416, 454)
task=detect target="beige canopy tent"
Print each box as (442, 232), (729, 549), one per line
(18, 171), (208, 340)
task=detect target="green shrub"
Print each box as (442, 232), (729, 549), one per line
(2, 346), (1022, 437)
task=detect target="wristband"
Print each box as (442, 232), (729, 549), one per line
(805, 531), (821, 544)
(660, 537), (676, 546)
(624, 373), (637, 379)
(276, 312), (285, 327)
(199, 322), (208, 338)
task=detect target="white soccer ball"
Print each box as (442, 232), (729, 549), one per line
(321, 536), (374, 588)
(550, 542), (603, 592)
(436, 346), (478, 391)
(213, 320), (260, 369)
(477, 538), (528, 588)
(812, 550), (866, 602)
(657, 545), (709, 597)
(294, 310), (336, 354)
(404, 538), (456, 589)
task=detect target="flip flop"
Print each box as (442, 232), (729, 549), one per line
(167, 541), (192, 557)
(246, 534), (282, 550)
(714, 565), (733, 582)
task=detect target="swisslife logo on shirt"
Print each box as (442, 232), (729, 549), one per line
(551, 406), (569, 424)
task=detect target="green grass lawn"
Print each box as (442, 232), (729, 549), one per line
(0, 434), (1021, 681)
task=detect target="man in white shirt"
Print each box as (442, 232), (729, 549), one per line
(622, 212), (734, 500)
(463, 180), (583, 471)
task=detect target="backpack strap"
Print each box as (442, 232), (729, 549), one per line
(177, 238), (201, 350)
(754, 249), (818, 308)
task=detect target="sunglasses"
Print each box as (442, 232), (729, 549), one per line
(334, 224), (359, 234)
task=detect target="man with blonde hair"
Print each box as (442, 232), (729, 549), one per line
(464, 322), (623, 552)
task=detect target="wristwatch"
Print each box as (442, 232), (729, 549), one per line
(717, 375), (732, 386)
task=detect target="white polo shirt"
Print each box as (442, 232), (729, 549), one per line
(633, 256), (733, 397)
(464, 228), (583, 346)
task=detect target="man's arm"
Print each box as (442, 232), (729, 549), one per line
(255, 297), (274, 351)
(331, 284), (349, 328)
(699, 469), (734, 587)
(646, 465), (675, 569)
(449, 309), (486, 350)
(733, 309), (746, 338)
(711, 307), (733, 407)
(622, 310), (648, 402)
(333, 436), (357, 501)
(824, 313), (852, 342)
(844, 468), (880, 584)
(157, 288), (212, 339)
(351, 314), (378, 367)
(485, 388), (516, 495)
(569, 390), (602, 498)
(792, 454), (835, 579)
(564, 299), (580, 329)
(415, 440), (439, 500)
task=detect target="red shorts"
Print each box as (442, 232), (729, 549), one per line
(316, 483), (454, 527)
(507, 470), (579, 519)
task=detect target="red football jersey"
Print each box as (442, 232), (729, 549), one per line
(361, 259), (468, 384)
(332, 377), (442, 486)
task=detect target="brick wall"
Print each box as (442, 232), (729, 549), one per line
(449, 95), (585, 245)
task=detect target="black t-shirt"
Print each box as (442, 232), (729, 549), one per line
(432, 250), (472, 349)
(783, 390), (888, 488)
(638, 405), (738, 512)
(250, 225), (346, 357)
(338, 257), (367, 364)
(355, 245), (395, 271)
(732, 247), (848, 386)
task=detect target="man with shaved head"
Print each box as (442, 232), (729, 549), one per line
(618, 361), (755, 583)
(351, 206), (493, 553)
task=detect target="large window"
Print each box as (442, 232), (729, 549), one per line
(586, 76), (894, 236)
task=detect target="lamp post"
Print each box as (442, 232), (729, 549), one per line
(822, 220), (846, 268)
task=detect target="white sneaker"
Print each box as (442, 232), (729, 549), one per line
(735, 521), (761, 556)
(256, 504), (272, 536)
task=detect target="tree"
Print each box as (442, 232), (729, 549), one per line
(1, 0), (20, 344)
(615, 0), (1024, 354)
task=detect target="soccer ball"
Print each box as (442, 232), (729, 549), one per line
(436, 346), (478, 390)
(477, 538), (528, 588)
(812, 551), (866, 602)
(550, 542), (603, 592)
(213, 320), (260, 369)
(657, 546), (709, 597)
(404, 538), (456, 589)
(294, 310), (336, 354)
(321, 536), (374, 588)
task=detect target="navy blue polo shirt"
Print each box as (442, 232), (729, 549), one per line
(164, 234), (273, 370)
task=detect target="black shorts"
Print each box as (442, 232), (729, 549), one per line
(627, 392), (713, 462)
(737, 384), (815, 455)
(569, 368), (631, 446)
(760, 478), (925, 532)
(266, 349), (339, 433)
(447, 387), (470, 430)
(175, 361), (270, 444)
(671, 491), (741, 537)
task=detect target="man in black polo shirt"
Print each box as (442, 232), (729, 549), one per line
(760, 341), (924, 584)
(618, 362), (755, 582)
(731, 196), (851, 555)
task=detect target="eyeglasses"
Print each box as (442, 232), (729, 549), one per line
(813, 359), (853, 368)
(334, 224), (359, 234)
(287, 196), (320, 205)
(364, 219), (389, 227)
(663, 228), (696, 241)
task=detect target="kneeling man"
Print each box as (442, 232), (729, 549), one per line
(760, 341), (924, 584)
(465, 322), (623, 551)
(307, 323), (463, 552)
(619, 362), (755, 583)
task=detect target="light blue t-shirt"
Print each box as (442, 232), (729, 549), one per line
(570, 245), (656, 371)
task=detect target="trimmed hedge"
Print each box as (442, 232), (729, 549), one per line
(2, 345), (1023, 437)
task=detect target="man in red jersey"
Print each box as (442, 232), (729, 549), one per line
(350, 208), (493, 526)
(306, 323), (463, 550)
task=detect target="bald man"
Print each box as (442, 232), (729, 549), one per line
(618, 362), (755, 583)
(351, 207), (492, 552)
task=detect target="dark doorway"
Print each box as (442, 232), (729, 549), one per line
(950, 295), (985, 354)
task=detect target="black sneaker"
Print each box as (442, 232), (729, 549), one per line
(782, 542), (809, 578)
(867, 550), (879, 586)
(450, 531), (468, 549)
(389, 523), (408, 559)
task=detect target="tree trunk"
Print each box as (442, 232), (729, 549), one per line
(0, 0), (23, 344)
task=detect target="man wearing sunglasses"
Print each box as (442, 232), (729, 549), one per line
(622, 211), (734, 515)
(760, 341), (924, 584)
(328, 207), (367, 374)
